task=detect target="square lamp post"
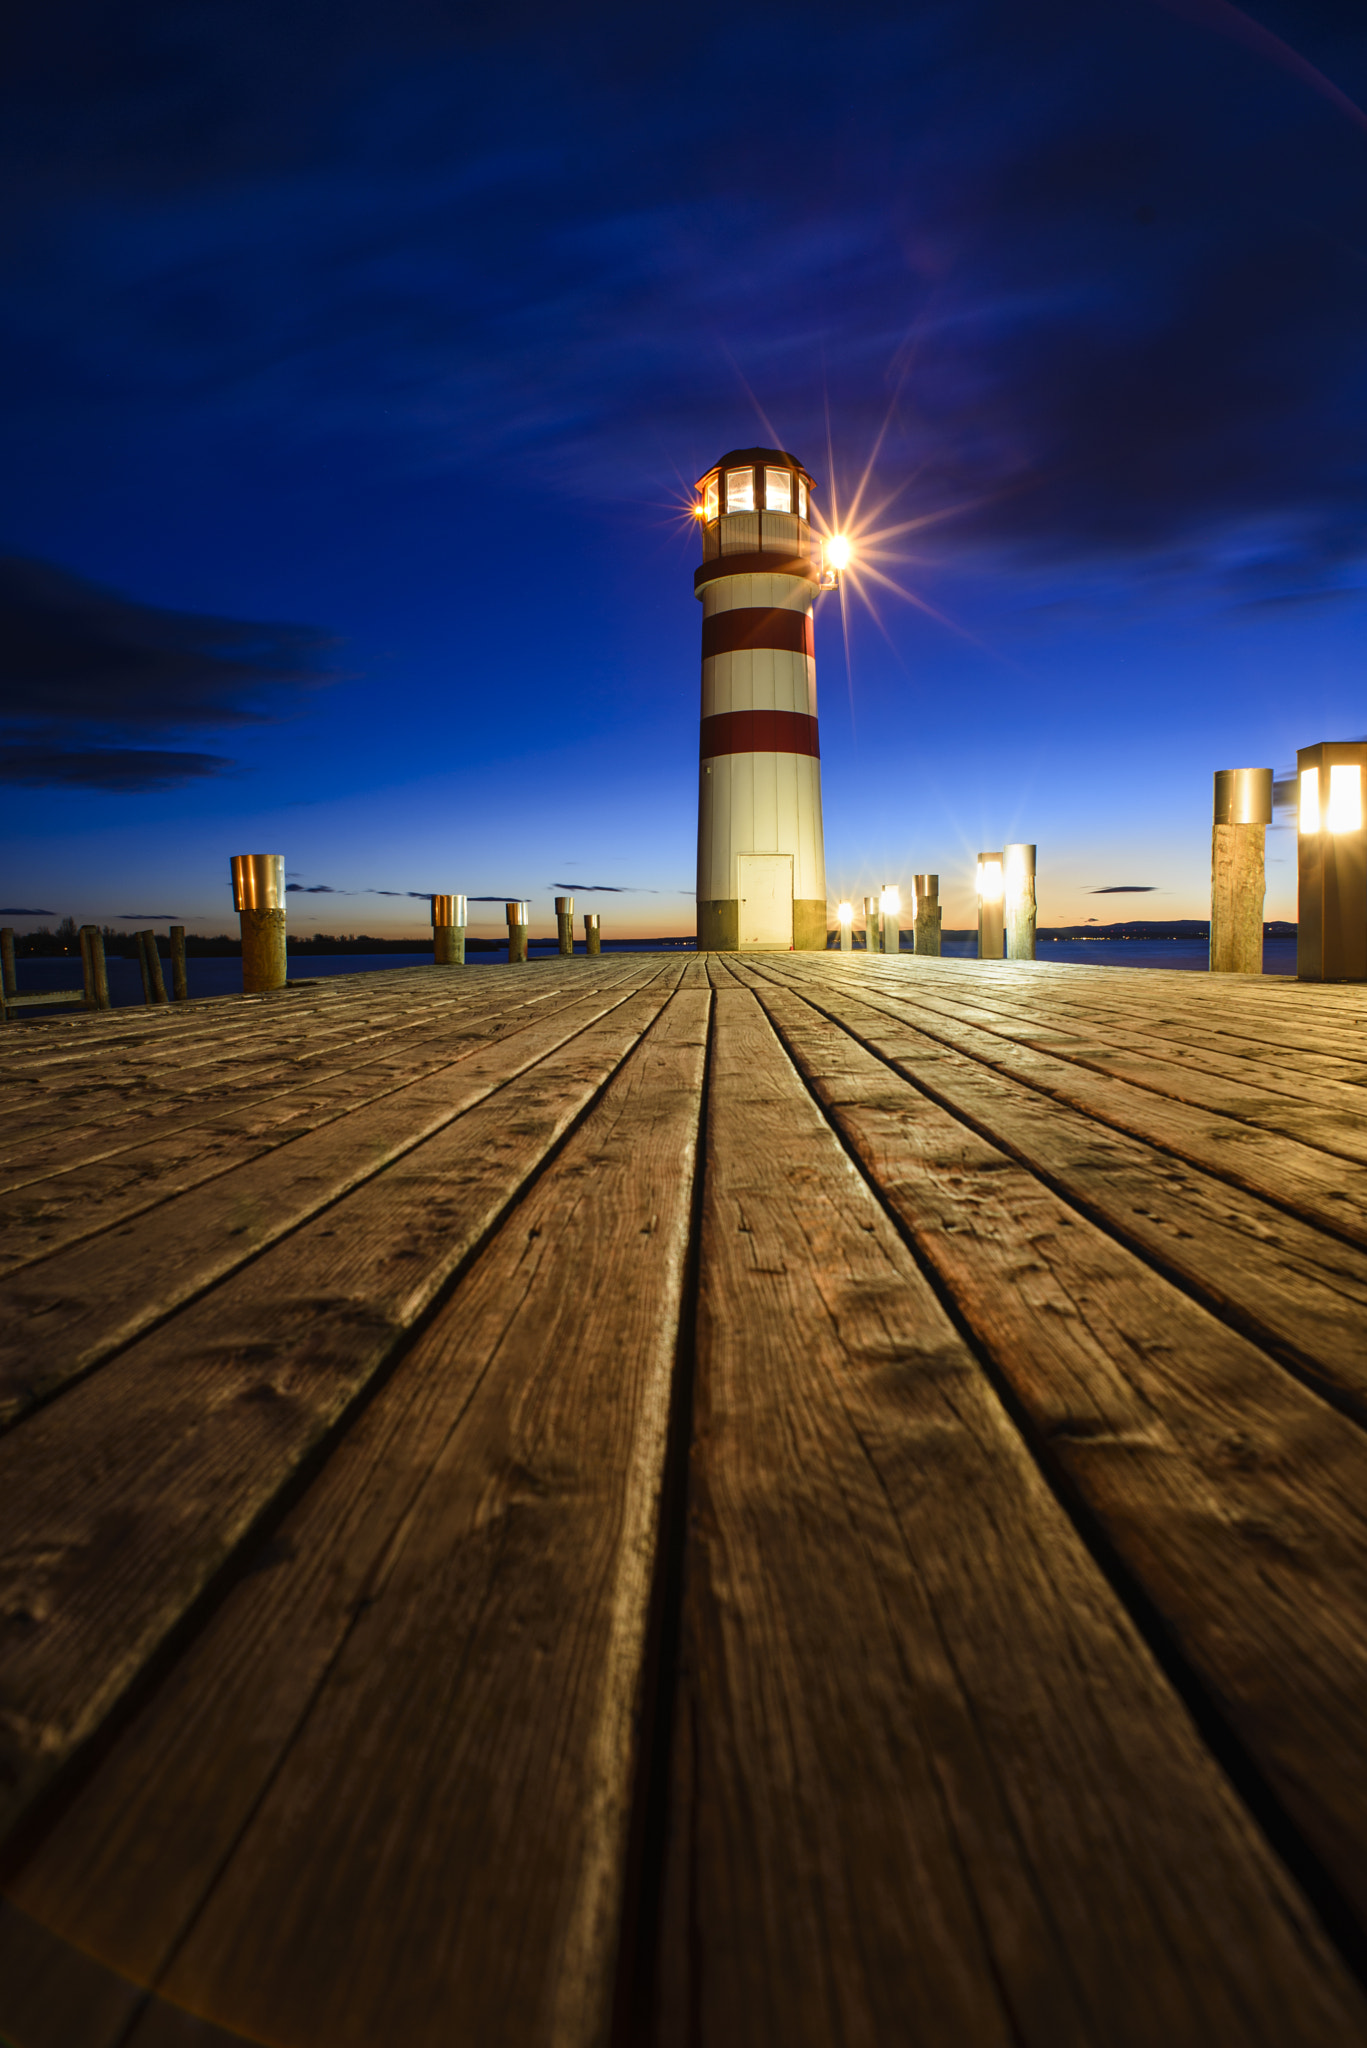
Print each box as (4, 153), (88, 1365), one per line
(837, 901), (854, 951)
(880, 885), (901, 956)
(1298, 741), (1367, 981)
(976, 852), (1004, 960)
(1004, 844), (1036, 961)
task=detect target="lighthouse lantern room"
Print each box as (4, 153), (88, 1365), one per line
(694, 446), (828, 951)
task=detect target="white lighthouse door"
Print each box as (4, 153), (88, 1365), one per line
(737, 854), (794, 949)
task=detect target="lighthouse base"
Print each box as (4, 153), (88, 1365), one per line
(697, 899), (828, 953)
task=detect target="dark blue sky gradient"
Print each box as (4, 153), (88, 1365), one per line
(2, 0), (1364, 933)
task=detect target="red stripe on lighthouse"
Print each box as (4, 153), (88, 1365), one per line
(701, 609), (814, 660)
(699, 710), (820, 760)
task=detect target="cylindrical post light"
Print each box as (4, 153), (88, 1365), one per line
(912, 875), (941, 956)
(584, 912), (601, 956)
(230, 855), (287, 993)
(432, 894), (467, 966)
(556, 895), (574, 957)
(1210, 770), (1272, 975)
(506, 900), (530, 965)
(863, 894), (881, 953)
(1297, 742), (1367, 981)
(977, 852), (1004, 960)
(837, 901), (853, 952)
(1004, 844), (1037, 961)
(694, 448), (828, 951)
(880, 884), (901, 957)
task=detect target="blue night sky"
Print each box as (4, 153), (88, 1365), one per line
(2, 0), (1364, 938)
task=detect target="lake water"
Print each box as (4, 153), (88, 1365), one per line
(6, 934), (1299, 1012)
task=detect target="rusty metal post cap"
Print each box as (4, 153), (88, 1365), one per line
(230, 854), (285, 912)
(1213, 768), (1273, 826)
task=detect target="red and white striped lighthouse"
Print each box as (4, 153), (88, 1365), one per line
(694, 447), (828, 951)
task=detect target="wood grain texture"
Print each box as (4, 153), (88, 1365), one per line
(0, 977), (681, 1846)
(739, 965), (1367, 1921)
(657, 979), (1364, 2047)
(0, 988), (709, 2048)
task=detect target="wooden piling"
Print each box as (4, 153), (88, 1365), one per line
(506, 901), (529, 965)
(79, 926), (111, 1010)
(1211, 770), (1272, 975)
(0, 929), (15, 1000)
(864, 895), (881, 954)
(169, 925), (189, 1001)
(912, 874), (942, 956)
(230, 856), (288, 994)
(432, 895), (467, 967)
(1004, 843), (1037, 961)
(584, 912), (601, 957)
(556, 895), (574, 958)
(139, 931), (169, 1005)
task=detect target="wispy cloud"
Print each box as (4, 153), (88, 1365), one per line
(1090, 884), (1157, 893)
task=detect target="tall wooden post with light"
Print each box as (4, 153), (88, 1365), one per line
(433, 895), (467, 966)
(231, 855), (287, 993)
(1297, 742), (1367, 982)
(1210, 770), (1271, 975)
(912, 875), (941, 956)
(693, 447), (828, 951)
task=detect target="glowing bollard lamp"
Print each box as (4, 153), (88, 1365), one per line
(1297, 741), (1367, 981)
(1004, 844), (1037, 961)
(864, 894), (881, 954)
(230, 854), (287, 993)
(1210, 770), (1271, 975)
(880, 884), (901, 956)
(976, 852), (1004, 960)
(912, 874), (941, 955)
(837, 900), (854, 951)
(432, 894), (467, 966)
(506, 900), (530, 965)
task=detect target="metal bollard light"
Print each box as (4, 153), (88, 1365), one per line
(912, 875), (941, 956)
(1210, 770), (1271, 975)
(231, 855), (288, 993)
(432, 894), (467, 966)
(837, 901), (853, 951)
(506, 900), (530, 964)
(1004, 844), (1037, 962)
(556, 895), (574, 957)
(976, 852), (1004, 960)
(864, 895), (881, 954)
(170, 924), (189, 1000)
(584, 911), (601, 957)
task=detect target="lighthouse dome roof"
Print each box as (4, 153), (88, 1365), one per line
(712, 447), (815, 486)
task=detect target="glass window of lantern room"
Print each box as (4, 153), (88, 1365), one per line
(703, 474), (719, 522)
(765, 467), (792, 513)
(797, 478), (808, 519)
(725, 468), (755, 513)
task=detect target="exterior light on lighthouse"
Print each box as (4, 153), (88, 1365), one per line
(1297, 740), (1367, 980)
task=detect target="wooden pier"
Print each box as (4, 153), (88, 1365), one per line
(3, 949), (1367, 2046)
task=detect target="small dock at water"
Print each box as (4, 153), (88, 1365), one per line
(3, 951), (1367, 2046)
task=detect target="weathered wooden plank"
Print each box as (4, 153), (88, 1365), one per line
(785, 960), (1367, 1251)
(0, 975), (683, 1848)
(753, 960), (1367, 1418)
(0, 988), (710, 2048)
(657, 980), (1364, 2046)
(0, 971), (674, 1422)
(0, 964), (652, 1271)
(740, 965), (1367, 1926)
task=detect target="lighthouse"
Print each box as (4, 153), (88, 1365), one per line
(694, 447), (829, 950)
